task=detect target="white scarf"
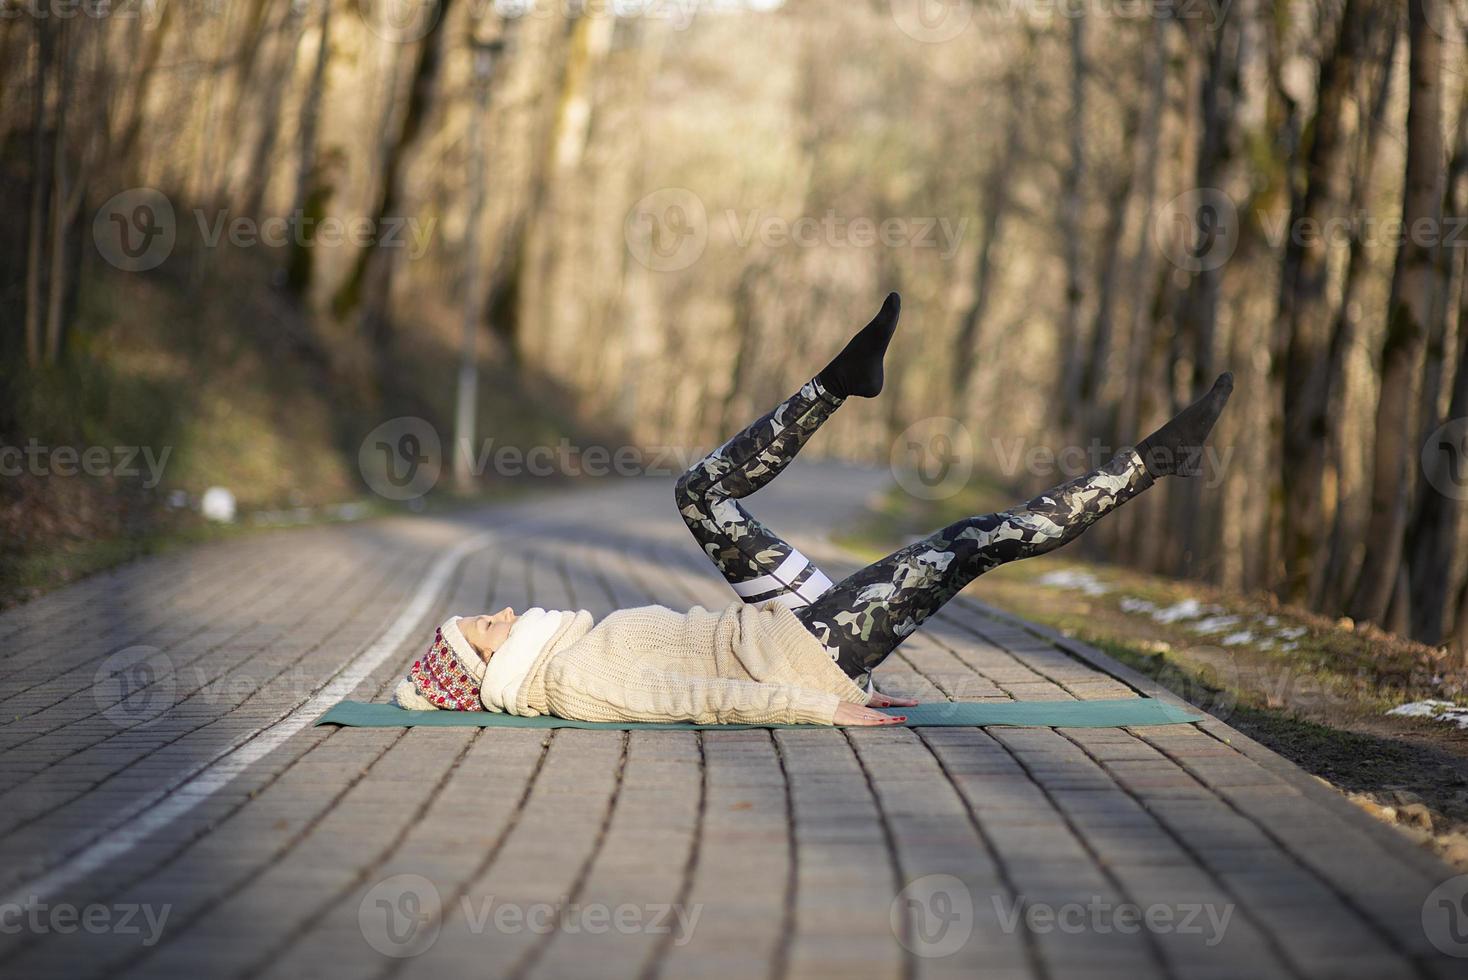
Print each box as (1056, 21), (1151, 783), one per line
(480, 607), (567, 713)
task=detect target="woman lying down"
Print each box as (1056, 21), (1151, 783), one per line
(395, 293), (1232, 726)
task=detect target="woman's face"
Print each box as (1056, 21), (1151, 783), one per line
(459, 607), (517, 660)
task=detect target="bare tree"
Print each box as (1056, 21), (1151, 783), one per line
(284, 0), (333, 297)
(454, 34), (509, 492)
(951, 29), (1034, 408)
(1407, 54), (1468, 643)
(338, 0), (460, 388)
(1349, 0), (1445, 627)
(1276, 0), (1376, 603)
(24, 14), (52, 368)
(1319, 14), (1400, 611)
(1057, 12), (1089, 425)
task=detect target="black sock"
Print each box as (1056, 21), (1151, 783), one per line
(1134, 372), (1235, 478)
(816, 292), (901, 399)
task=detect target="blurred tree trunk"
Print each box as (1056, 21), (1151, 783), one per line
(502, 12), (582, 364)
(284, 0), (332, 297)
(952, 30), (1033, 407)
(1276, 0), (1369, 603)
(1411, 71), (1466, 478)
(1107, 16), (1166, 562)
(214, 0), (274, 204)
(1406, 67), (1468, 643)
(41, 18), (72, 364)
(454, 36), (507, 492)
(1258, 0), (1301, 585)
(1162, 10), (1243, 575)
(24, 14), (53, 368)
(1113, 15), (1166, 449)
(1350, 0), (1444, 626)
(112, 5), (171, 183)
(1057, 13), (1088, 425)
(238, 2), (308, 218)
(521, 11), (615, 372)
(1453, 578), (1468, 656)
(1079, 97), (1141, 428)
(340, 0), (458, 389)
(1320, 16), (1400, 611)
(187, 0), (247, 205)
(1171, 14), (1241, 395)
(44, 17), (104, 365)
(949, 104), (1016, 406)
(1412, 266), (1468, 644)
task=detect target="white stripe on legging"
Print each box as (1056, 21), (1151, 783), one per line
(797, 568), (834, 603)
(731, 550), (809, 598)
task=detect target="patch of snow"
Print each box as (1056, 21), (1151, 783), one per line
(1113, 594), (1315, 656)
(1191, 615), (1243, 635)
(201, 486), (237, 524)
(1038, 569), (1111, 596)
(1151, 599), (1218, 624)
(332, 502), (371, 521)
(1386, 700), (1468, 729)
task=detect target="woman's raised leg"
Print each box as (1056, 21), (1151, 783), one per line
(675, 377), (845, 607)
(800, 372), (1234, 681)
(676, 293), (900, 609)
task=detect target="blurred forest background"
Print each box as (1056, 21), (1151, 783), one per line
(4, 0), (1468, 651)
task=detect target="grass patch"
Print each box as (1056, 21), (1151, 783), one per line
(1, 248), (600, 609)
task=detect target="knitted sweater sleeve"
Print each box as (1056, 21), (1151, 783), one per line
(545, 662), (841, 726)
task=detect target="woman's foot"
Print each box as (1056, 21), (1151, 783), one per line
(817, 292), (901, 398)
(1134, 372), (1235, 478)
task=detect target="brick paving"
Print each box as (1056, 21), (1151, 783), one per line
(0, 462), (1462, 979)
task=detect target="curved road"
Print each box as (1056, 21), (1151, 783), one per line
(0, 461), (1460, 979)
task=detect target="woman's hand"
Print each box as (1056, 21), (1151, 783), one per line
(866, 690), (919, 708)
(833, 702), (907, 726)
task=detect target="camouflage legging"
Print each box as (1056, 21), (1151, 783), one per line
(675, 378), (1154, 682)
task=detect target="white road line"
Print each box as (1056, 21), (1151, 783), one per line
(4, 528), (498, 909)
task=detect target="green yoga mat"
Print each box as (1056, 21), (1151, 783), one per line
(315, 697), (1201, 730)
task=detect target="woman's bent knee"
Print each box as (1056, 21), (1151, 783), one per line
(674, 468), (701, 511)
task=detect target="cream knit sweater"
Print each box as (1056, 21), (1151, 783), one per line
(503, 600), (872, 725)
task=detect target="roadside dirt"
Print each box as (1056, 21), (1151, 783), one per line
(968, 559), (1468, 871)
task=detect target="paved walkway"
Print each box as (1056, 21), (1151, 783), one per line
(0, 462), (1461, 979)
